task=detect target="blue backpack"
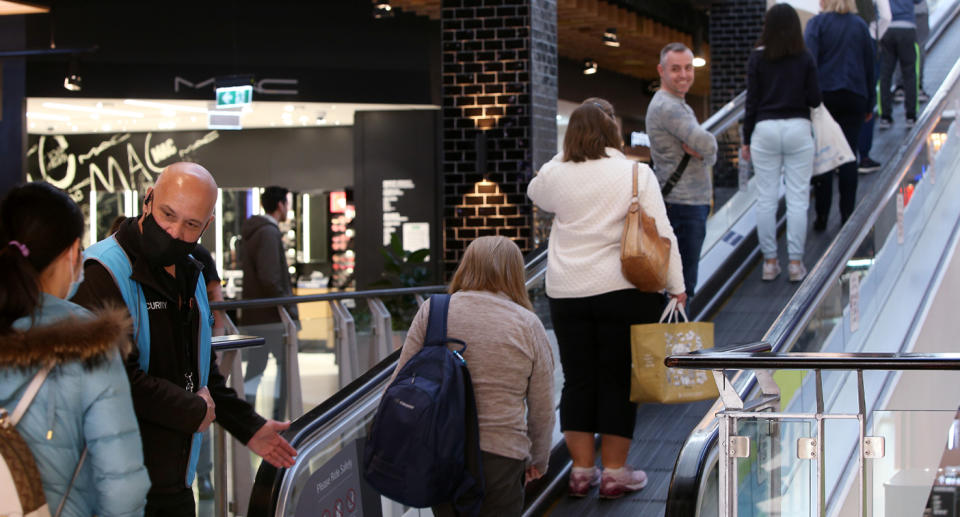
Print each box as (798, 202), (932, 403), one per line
(363, 294), (484, 515)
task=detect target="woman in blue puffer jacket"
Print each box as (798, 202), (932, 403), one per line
(0, 182), (150, 517)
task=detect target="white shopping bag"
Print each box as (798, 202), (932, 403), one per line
(811, 103), (856, 176)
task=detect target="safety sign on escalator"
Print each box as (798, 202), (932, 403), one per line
(295, 440), (365, 517)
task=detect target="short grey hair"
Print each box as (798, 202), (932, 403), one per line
(659, 42), (692, 66)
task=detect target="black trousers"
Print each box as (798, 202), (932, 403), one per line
(813, 89), (867, 225)
(145, 489), (195, 517)
(549, 289), (666, 438)
(880, 27), (919, 121)
(432, 452), (525, 517)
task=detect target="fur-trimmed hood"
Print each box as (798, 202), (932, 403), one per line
(0, 306), (132, 369)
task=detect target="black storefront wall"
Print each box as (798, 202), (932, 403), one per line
(353, 110), (442, 290)
(26, 126), (353, 193)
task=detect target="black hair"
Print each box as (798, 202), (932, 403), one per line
(261, 186), (289, 213)
(108, 215), (129, 235)
(759, 3), (806, 61)
(0, 182), (84, 332)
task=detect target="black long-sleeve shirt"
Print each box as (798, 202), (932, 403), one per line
(743, 48), (822, 146)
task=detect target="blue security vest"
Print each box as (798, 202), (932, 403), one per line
(85, 235), (213, 488)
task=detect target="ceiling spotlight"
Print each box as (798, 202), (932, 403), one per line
(692, 25), (707, 68)
(582, 58), (598, 75)
(63, 56), (81, 91)
(603, 28), (620, 47)
(373, 0), (393, 19)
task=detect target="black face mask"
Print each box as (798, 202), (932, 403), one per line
(141, 212), (198, 267)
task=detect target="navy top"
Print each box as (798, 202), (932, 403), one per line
(804, 12), (876, 108)
(743, 48), (822, 146)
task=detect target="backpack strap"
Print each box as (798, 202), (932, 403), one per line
(660, 152), (692, 197)
(8, 363), (54, 426)
(423, 294), (467, 362)
(423, 294), (451, 347)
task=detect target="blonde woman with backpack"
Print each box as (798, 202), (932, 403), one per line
(391, 236), (556, 517)
(0, 182), (149, 517)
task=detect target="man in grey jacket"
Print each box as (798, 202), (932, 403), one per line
(240, 185), (300, 420)
(645, 43), (718, 302)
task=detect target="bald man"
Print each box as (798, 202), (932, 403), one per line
(75, 163), (296, 517)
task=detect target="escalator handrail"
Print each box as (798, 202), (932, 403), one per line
(700, 90), (747, 136)
(666, 28), (960, 515)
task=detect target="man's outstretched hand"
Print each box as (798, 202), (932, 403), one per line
(248, 420), (297, 468)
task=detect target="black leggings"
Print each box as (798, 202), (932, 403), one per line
(813, 89), (867, 225)
(549, 289), (666, 438)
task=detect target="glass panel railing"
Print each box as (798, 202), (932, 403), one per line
(734, 418), (816, 517)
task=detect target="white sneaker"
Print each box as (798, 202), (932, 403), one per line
(599, 466), (648, 499)
(568, 466), (600, 497)
(788, 262), (807, 283)
(761, 261), (781, 281)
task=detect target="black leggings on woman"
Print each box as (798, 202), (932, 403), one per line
(813, 89), (868, 226)
(549, 289), (666, 439)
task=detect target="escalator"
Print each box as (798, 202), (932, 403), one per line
(665, 4), (960, 516)
(245, 3), (960, 516)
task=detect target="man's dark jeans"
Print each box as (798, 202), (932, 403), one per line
(665, 203), (709, 299)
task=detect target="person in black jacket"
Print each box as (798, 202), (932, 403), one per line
(73, 163), (296, 517)
(239, 186), (300, 421)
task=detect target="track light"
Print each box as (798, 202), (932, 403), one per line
(603, 28), (620, 47)
(582, 58), (598, 75)
(373, 0), (393, 19)
(63, 56), (81, 91)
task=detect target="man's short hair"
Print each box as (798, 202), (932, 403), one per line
(261, 186), (289, 213)
(659, 42), (692, 66)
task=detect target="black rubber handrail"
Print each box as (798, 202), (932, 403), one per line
(665, 8), (960, 513)
(666, 350), (960, 370)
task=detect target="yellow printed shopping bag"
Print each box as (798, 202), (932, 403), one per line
(630, 298), (718, 404)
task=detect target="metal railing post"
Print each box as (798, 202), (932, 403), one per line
(331, 300), (359, 387)
(367, 298), (393, 365)
(221, 314), (253, 517)
(278, 306), (303, 419)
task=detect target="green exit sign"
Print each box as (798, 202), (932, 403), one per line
(215, 85), (253, 108)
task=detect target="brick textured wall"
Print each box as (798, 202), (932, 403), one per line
(708, 0), (765, 112)
(441, 0), (558, 277)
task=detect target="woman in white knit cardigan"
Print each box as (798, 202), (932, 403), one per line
(527, 99), (685, 499)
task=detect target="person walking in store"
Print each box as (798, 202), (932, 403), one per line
(239, 185), (300, 422)
(0, 182), (150, 517)
(805, 0), (876, 230)
(73, 163), (296, 517)
(743, 4), (821, 282)
(528, 100), (685, 499)
(393, 236), (555, 516)
(645, 42), (718, 303)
